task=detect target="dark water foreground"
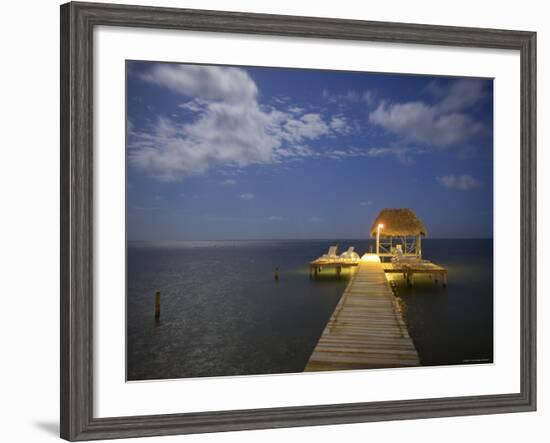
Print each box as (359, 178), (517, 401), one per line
(127, 239), (493, 381)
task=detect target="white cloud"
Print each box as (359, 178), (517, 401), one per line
(370, 102), (483, 147)
(310, 216), (322, 223)
(323, 88), (374, 106)
(366, 146), (413, 164)
(362, 90), (376, 107)
(359, 201), (372, 206)
(329, 116), (352, 134)
(130, 64), (356, 180)
(240, 193), (255, 200)
(178, 98), (211, 113)
(275, 144), (315, 159)
(268, 215), (285, 221)
(220, 179), (237, 186)
(140, 64), (258, 103)
(288, 106), (305, 114)
(438, 79), (487, 113)
(369, 79), (486, 149)
(437, 174), (481, 190)
(273, 96), (290, 104)
(282, 113), (331, 142)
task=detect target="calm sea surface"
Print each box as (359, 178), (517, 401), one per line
(127, 239), (493, 381)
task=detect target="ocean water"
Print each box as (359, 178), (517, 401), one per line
(127, 239), (493, 381)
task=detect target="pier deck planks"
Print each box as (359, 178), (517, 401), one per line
(305, 261), (420, 371)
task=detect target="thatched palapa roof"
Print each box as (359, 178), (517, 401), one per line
(369, 208), (427, 237)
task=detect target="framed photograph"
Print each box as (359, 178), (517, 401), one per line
(60, 1), (536, 440)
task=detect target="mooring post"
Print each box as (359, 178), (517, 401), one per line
(154, 291), (161, 320)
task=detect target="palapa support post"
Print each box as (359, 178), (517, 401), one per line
(443, 272), (448, 288)
(154, 291), (161, 320)
(336, 266), (342, 279)
(274, 267), (279, 281)
(416, 234), (422, 259)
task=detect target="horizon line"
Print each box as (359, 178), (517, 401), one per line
(128, 237), (494, 242)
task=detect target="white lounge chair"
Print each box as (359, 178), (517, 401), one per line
(391, 245), (428, 265)
(319, 245), (338, 262)
(340, 246), (360, 262)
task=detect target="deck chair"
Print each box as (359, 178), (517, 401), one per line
(391, 245), (428, 266)
(340, 246), (359, 262)
(320, 245), (338, 262)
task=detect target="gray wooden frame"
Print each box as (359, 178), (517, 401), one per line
(60, 1), (536, 440)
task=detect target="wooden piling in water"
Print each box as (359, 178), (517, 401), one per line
(154, 291), (161, 320)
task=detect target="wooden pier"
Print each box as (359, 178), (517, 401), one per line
(305, 257), (420, 371)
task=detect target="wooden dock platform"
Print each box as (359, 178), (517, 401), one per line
(309, 257), (448, 287)
(305, 258), (420, 371)
(309, 259), (358, 278)
(383, 261), (448, 287)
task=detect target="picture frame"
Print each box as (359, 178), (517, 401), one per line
(60, 1), (536, 440)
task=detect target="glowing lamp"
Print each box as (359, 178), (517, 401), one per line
(376, 223), (384, 255)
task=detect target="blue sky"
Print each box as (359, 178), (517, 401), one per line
(126, 61), (493, 241)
